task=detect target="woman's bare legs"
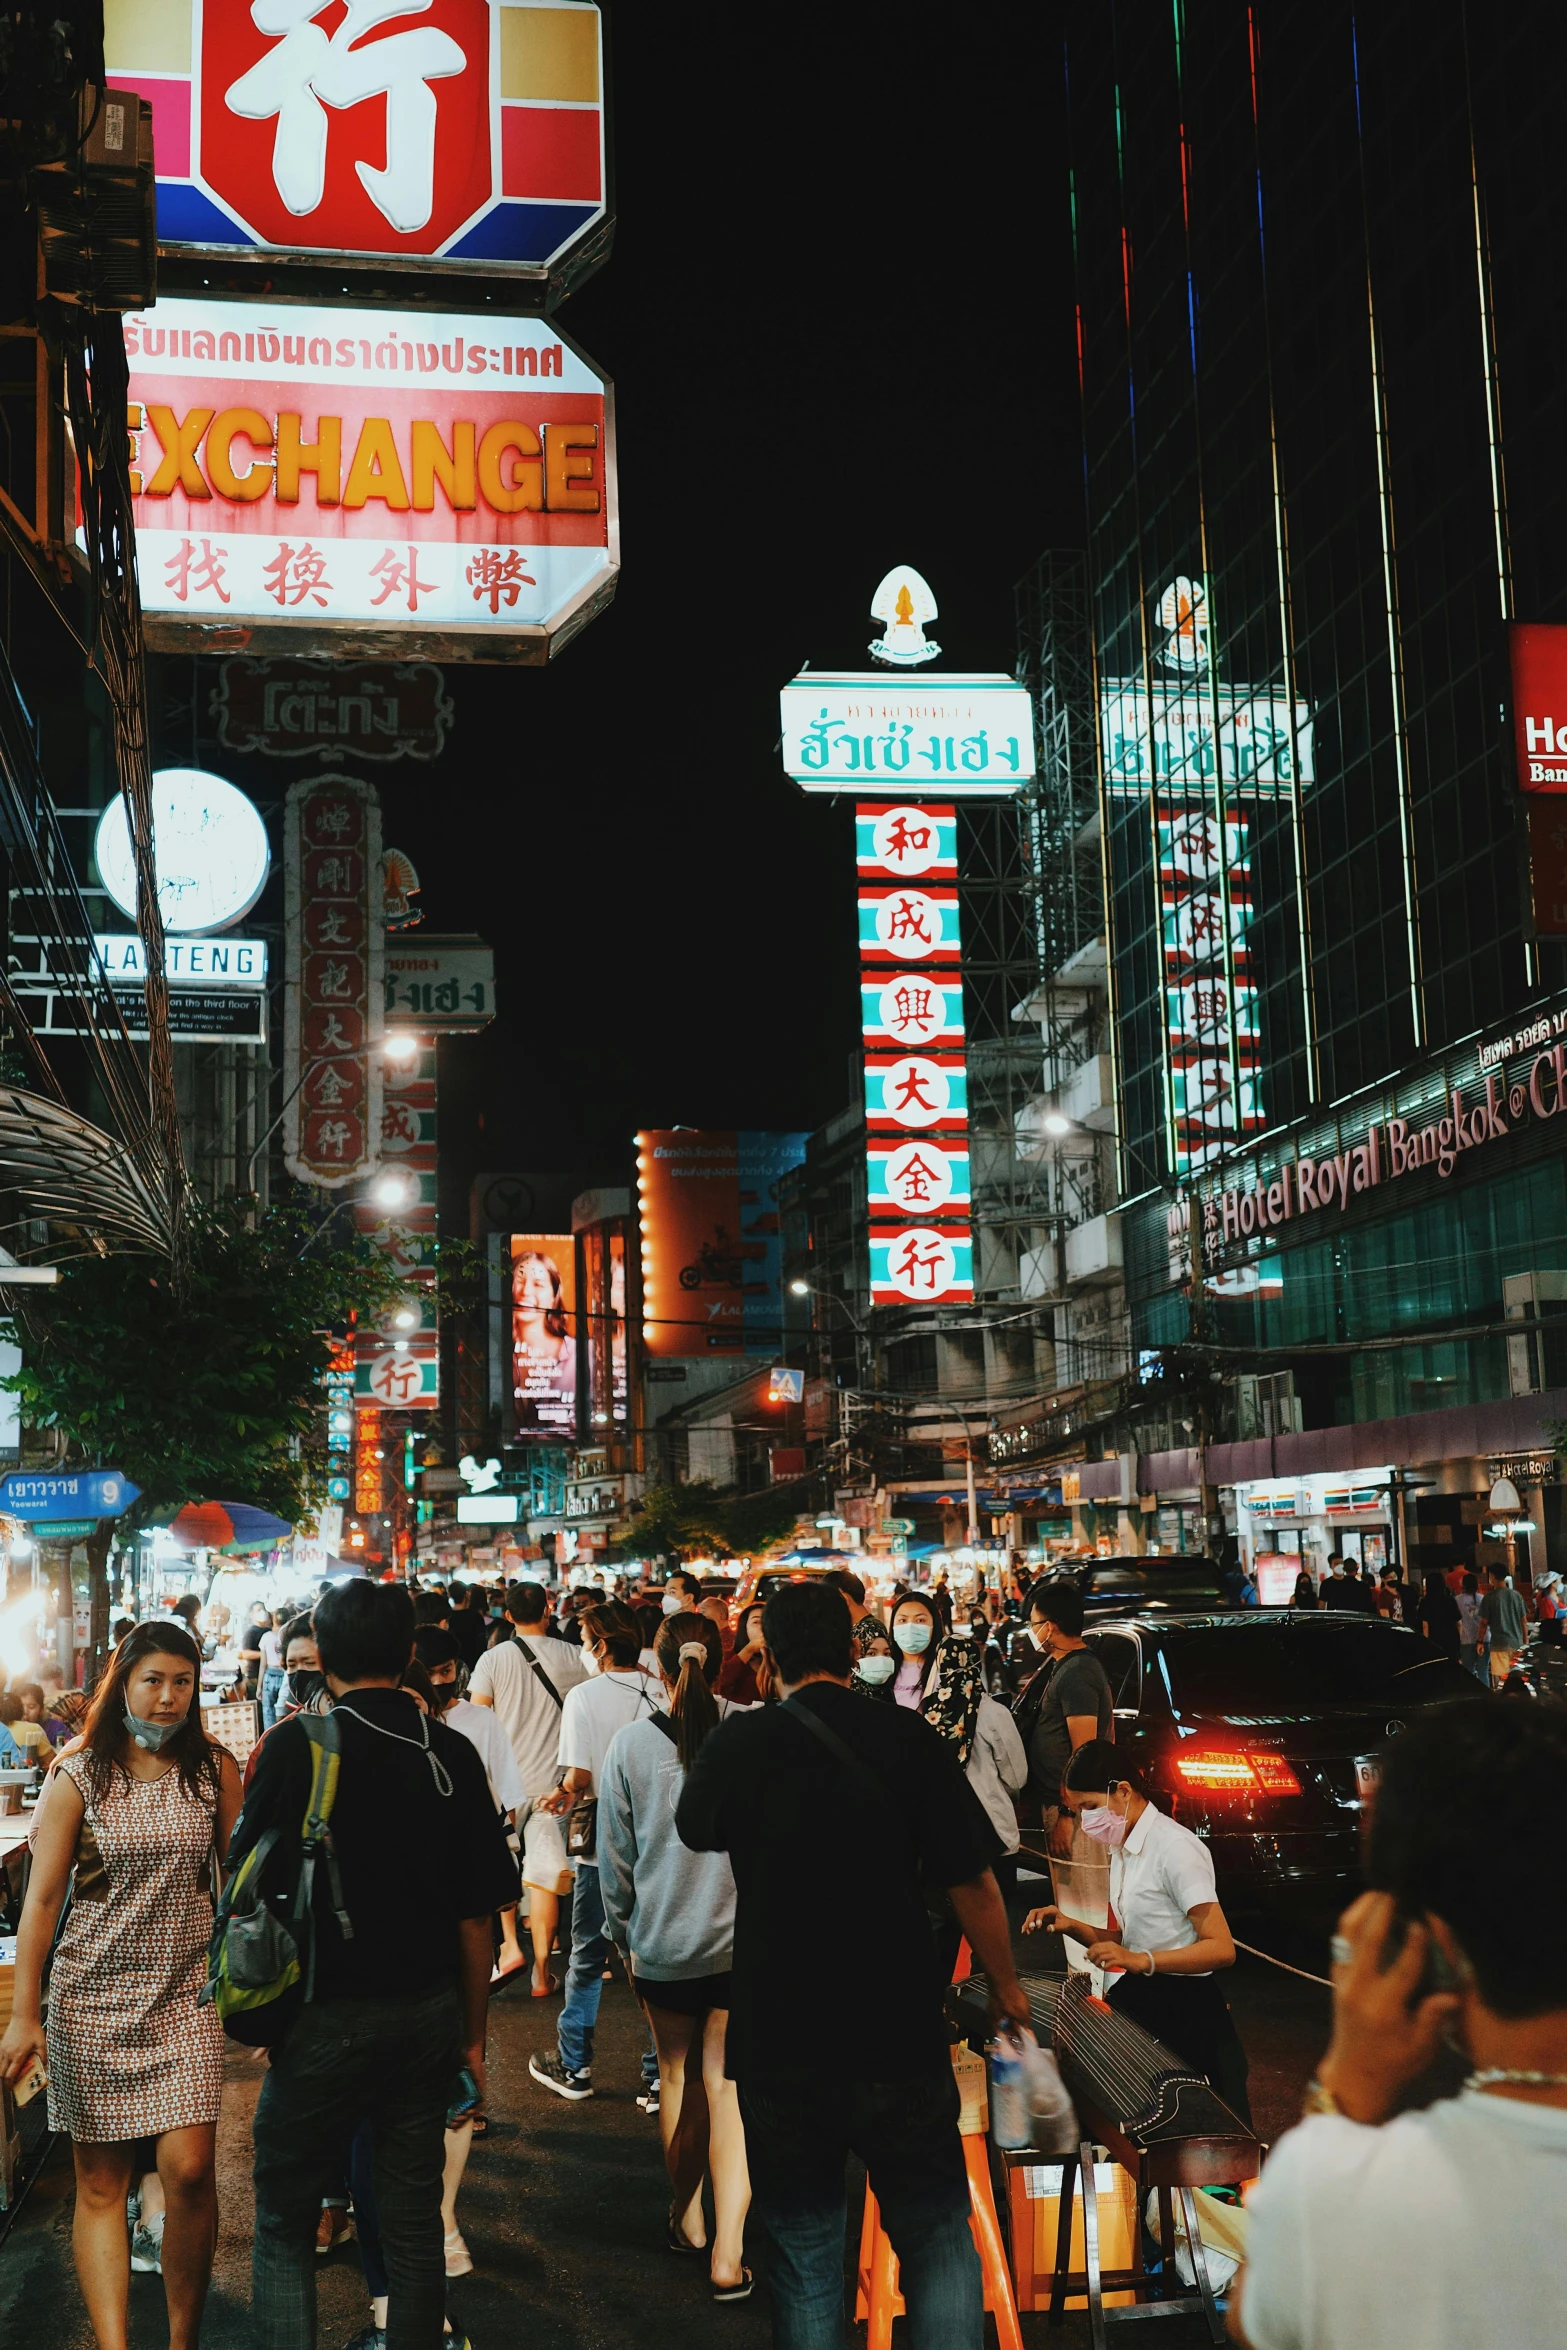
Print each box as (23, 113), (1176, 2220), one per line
(155, 2122), (219, 2350)
(525, 1882), (562, 1992)
(71, 2142), (136, 2350)
(700, 2007), (751, 2290)
(644, 2002), (709, 2247)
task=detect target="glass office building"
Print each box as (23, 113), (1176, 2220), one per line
(1069, 1), (1567, 1369)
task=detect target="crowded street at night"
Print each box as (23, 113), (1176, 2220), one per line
(2, 6), (1567, 2350)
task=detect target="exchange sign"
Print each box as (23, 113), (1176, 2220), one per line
(124, 295), (616, 662)
(104, 0), (609, 285)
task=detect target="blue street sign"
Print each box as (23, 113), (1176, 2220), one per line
(0, 1469), (141, 1520)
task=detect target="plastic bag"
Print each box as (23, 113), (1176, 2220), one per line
(990, 2022), (1079, 2154)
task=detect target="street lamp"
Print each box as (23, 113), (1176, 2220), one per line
(371, 1169), (418, 1209)
(383, 1032), (420, 1063)
(1041, 1112), (1072, 1137)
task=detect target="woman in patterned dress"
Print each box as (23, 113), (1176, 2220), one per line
(0, 1621), (242, 2350)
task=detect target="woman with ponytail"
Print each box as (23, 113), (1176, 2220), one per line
(598, 1612), (752, 2301)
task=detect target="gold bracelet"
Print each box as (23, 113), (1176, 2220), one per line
(1301, 2076), (1341, 2117)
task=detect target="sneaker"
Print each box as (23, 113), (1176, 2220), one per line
(340, 2328), (386, 2350)
(317, 2206), (354, 2257)
(129, 2216), (164, 2274)
(528, 2049), (593, 2101)
(444, 2225), (473, 2278)
(635, 2082), (661, 2118)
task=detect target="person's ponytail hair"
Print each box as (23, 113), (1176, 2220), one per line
(654, 1610), (722, 1770)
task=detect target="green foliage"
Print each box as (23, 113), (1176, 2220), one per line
(623, 1478), (804, 1563)
(2, 1202), (413, 1526)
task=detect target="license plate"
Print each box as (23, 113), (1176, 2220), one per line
(1354, 1757), (1381, 1797)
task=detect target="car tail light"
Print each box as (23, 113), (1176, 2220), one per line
(1173, 1749), (1302, 1796)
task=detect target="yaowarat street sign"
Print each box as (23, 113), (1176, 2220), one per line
(780, 675), (1034, 796)
(124, 295), (617, 662)
(0, 1470), (141, 1519)
(104, 0), (610, 290)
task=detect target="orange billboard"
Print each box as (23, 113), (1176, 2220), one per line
(636, 1130), (806, 1359)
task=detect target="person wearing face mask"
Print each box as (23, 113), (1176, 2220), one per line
(0, 1622), (243, 2350)
(886, 1593), (986, 1764)
(529, 1601), (662, 2104)
(660, 1568), (704, 1619)
(1021, 1740), (1250, 2125)
(1011, 1584), (1114, 1853)
(851, 1628), (898, 1700)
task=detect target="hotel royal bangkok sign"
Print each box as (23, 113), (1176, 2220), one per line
(123, 295), (616, 661)
(103, 0), (609, 288)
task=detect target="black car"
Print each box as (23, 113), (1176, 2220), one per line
(984, 1555), (1239, 1693)
(1075, 1609), (1478, 1925)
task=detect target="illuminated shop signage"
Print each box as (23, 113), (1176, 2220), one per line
(105, 0), (608, 278)
(123, 296), (615, 657)
(780, 676), (1034, 795)
(1509, 623), (1567, 792)
(1101, 683), (1314, 799)
(1160, 802), (1264, 1175)
(1201, 1034), (1567, 1253)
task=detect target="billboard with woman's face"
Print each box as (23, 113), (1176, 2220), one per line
(510, 1234), (576, 1438)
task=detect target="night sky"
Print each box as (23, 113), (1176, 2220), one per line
(378, 6), (1081, 1199)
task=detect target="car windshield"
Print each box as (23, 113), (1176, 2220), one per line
(1158, 1621), (1476, 1712)
(1083, 1560), (1230, 1608)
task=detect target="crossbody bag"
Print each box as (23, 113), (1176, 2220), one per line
(564, 1673), (657, 1861)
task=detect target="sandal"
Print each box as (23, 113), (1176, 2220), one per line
(531, 1970), (560, 1998)
(667, 2205), (706, 2257)
(711, 2266), (754, 2302)
(489, 1961), (530, 1997)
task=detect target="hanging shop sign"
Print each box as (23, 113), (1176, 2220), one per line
(356, 1043), (439, 1407)
(123, 295), (616, 662)
(95, 935), (267, 987)
(18, 935), (270, 1043)
(94, 767), (270, 933)
(857, 800), (972, 1306)
(104, 0), (609, 285)
(213, 656), (453, 760)
(635, 1131), (808, 1359)
(1159, 802), (1265, 1176)
(1509, 622), (1567, 792)
(1100, 682), (1314, 799)
(579, 1215), (628, 1432)
(384, 934), (495, 1029)
(284, 772), (384, 1187)
(780, 676), (1033, 795)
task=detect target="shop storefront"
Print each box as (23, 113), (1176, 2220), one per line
(1234, 1470), (1394, 1601)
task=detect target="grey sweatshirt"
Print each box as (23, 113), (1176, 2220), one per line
(597, 1712), (737, 1980)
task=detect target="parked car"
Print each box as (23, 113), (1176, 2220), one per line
(983, 1555), (1240, 1694)
(1071, 1610), (1478, 1925)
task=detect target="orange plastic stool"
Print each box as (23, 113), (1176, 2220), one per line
(854, 2133), (1023, 2350)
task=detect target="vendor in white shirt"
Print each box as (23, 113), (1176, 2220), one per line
(1021, 1738), (1250, 2125)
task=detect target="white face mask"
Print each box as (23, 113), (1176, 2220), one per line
(661, 1593), (685, 1616)
(1027, 1624), (1048, 1650)
(857, 1655), (895, 1686)
(893, 1620), (932, 1655)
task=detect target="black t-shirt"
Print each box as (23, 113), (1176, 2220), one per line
(674, 1680), (1000, 2085)
(231, 1688), (517, 2002)
(1023, 1647), (1113, 1803)
(451, 1607), (491, 1669)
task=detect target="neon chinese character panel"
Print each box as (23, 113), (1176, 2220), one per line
(1157, 800), (1265, 1176)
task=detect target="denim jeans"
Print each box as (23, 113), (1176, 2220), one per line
(738, 2066), (982, 2350)
(557, 1864), (657, 2086)
(252, 1989), (459, 2350)
(260, 1668), (286, 1728)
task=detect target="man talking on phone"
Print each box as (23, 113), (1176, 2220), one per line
(1230, 1702), (1567, 2350)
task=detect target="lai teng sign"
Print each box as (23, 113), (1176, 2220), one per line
(104, 0), (609, 287)
(1200, 1002), (1567, 1257)
(213, 657), (453, 760)
(779, 675), (1034, 795)
(124, 296), (616, 663)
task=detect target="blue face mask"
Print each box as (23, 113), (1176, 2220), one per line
(124, 1707), (184, 1752)
(857, 1655), (896, 1685)
(893, 1621), (932, 1655)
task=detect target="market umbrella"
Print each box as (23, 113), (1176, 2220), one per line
(166, 1500), (294, 1551)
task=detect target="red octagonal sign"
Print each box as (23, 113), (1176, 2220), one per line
(200, 0), (494, 258)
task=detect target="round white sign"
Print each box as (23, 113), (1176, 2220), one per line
(883, 1138), (956, 1215)
(876, 973), (948, 1047)
(871, 806), (944, 875)
(876, 1055), (951, 1129)
(94, 768), (271, 935)
(882, 1227), (958, 1301)
(872, 888), (945, 960)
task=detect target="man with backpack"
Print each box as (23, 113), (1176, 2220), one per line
(231, 1579), (515, 2350)
(467, 1580), (587, 1994)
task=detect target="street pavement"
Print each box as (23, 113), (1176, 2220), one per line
(0, 1937), (1332, 2350)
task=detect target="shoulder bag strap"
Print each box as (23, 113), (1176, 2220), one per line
(647, 1710), (678, 1747)
(779, 1695), (895, 1822)
(515, 1637), (565, 1710)
(297, 1713), (353, 1976)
